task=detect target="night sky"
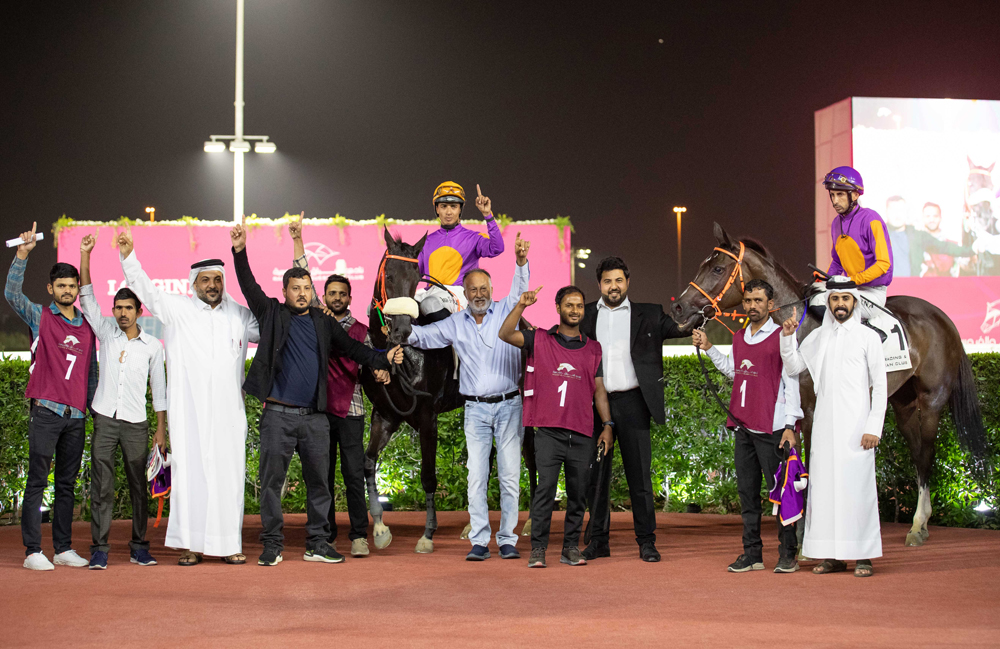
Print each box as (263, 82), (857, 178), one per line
(3, 0), (999, 338)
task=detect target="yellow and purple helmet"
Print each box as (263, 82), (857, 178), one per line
(433, 181), (466, 207)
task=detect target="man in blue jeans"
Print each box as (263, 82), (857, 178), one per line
(408, 232), (530, 560)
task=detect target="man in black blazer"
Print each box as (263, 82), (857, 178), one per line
(581, 256), (688, 562)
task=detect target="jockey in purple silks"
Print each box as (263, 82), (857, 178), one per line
(415, 182), (505, 321)
(810, 166), (894, 322)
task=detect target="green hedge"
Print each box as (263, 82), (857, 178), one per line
(1, 356), (997, 529)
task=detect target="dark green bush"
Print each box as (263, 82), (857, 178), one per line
(1, 355), (996, 528)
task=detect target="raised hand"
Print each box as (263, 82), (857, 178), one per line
(80, 233), (97, 254)
(289, 211), (303, 240)
(117, 221), (134, 259)
(515, 231), (530, 265)
(691, 328), (711, 350)
(231, 216), (247, 252)
(475, 183), (492, 217)
(782, 306), (799, 336)
(15, 222), (38, 259)
(518, 285), (543, 308)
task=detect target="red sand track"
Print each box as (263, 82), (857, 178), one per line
(1, 511), (997, 648)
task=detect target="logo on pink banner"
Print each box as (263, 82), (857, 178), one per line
(57, 220), (572, 330)
(889, 277), (1000, 344)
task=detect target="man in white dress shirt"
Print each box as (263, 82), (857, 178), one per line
(780, 276), (887, 578)
(117, 223), (259, 566)
(692, 279), (803, 574)
(79, 234), (166, 570)
(407, 234), (530, 561)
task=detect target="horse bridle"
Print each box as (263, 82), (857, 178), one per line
(687, 242), (747, 334)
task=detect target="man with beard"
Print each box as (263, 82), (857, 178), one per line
(691, 279), (802, 574)
(407, 233), (531, 561)
(79, 234), (166, 569)
(579, 257), (688, 562)
(884, 196), (970, 277)
(5, 222), (97, 571)
(118, 221), (258, 566)
(415, 182), (505, 321)
(498, 285), (614, 568)
(230, 219), (400, 567)
(289, 217), (390, 557)
(780, 277), (887, 578)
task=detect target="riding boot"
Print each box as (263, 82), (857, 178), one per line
(420, 308), (451, 324)
(862, 320), (887, 343)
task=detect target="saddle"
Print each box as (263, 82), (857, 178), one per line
(861, 306), (912, 372)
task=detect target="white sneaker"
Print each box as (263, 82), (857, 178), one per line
(53, 550), (89, 567)
(24, 552), (55, 571)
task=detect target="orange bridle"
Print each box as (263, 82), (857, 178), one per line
(372, 253), (420, 312)
(687, 242), (747, 334)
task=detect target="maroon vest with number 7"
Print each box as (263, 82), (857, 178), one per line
(522, 331), (602, 437)
(25, 308), (95, 413)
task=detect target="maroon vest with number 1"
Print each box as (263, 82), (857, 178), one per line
(522, 331), (602, 437)
(25, 308), (95, 413)
(727, 326), (783, 433)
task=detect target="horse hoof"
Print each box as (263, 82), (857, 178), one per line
(520, 519), (532, 537)
(919, 528), (930, 541)
(374, 528), (393, 550)
(415, 536), (434, 554)
(904, 532), (924, 547)
(460, 523), (471, 540)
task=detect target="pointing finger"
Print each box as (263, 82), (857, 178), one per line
(30, 221), (37, 236)
(477, 184), (483, 198)
(792, 306), (797, 321)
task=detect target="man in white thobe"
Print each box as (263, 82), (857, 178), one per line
(117, 224), (259, 565)
(779, 276), (887, 578)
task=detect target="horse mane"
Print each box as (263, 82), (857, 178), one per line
(732, 236), (804, 288)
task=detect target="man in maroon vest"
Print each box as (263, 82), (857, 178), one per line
(692, 278), (802, 574)
(499, 285), (613, 568)
(291, 218), (389, 557)
(4, 222), (97, 571)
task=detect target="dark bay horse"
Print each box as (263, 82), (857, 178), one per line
(671, 222), (988, 546)
(361, 228), (535, 553)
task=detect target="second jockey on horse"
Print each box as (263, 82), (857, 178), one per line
(810, 166), (894, 323)
(415, 181), (505, 322)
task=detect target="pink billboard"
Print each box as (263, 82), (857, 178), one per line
(815, 97), (1000, 344)
(56, 218), (572, 334)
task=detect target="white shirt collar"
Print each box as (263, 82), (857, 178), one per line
(597, 296), (630, 312)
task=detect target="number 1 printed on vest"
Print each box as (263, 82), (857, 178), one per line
(739, 379), (746, 408)
(557, 380), (567, 407)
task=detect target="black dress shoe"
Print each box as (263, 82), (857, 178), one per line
(640, 542), (661, 562)
(582, 541), (610, 561)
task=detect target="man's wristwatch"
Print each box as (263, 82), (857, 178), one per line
(602, 421), (615, 428)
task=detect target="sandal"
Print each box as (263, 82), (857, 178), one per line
(178, 551), (203, 566)
(812, 559), (847, 574)
(221, 553), (246, 565)
(854, 560), (874, 578)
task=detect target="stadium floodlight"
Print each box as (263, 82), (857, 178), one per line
(204, 140), (226, 153)
(254, 139), (276, 153)
(229, 140), (251, 153)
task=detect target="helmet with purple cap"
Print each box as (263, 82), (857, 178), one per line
(823, 166), (864, 195)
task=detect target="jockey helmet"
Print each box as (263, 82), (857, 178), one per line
(433, 181), (466, 206)
(823, 166), (864, 195)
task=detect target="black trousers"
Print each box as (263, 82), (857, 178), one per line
(587, 388), (657, 546)
(326, 414), (368, 542)
(22, 405), (86, 556)
(530, 427), (596, 550)
(90, 412), (149, 554)
(734, 428), (798, 561)
(258, 408), (331, 551)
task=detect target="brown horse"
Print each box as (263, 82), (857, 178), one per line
(671, 222), (988, 546)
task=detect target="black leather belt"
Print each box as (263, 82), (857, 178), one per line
(607, 387), (642, 400)
(266, 402), (317, 415)
(463, 389), (520, 404)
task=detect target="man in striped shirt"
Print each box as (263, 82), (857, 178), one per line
(79, 234), (167, 570)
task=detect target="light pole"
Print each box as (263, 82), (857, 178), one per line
(203, 0), (276, 222)
(145, 207), (155, 222)
(673, 206), (687, 295)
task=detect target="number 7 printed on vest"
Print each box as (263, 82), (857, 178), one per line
(64, 354), (77, 380)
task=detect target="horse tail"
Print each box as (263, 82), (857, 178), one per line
(949, 350), (990, 480)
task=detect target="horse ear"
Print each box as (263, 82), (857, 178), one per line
(713, 222), (733, 249)
(968, 155), (975, 169)
(383, 227), (396, 251)
(989, 162), (996, 173)
(413, 232), (428, 254)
